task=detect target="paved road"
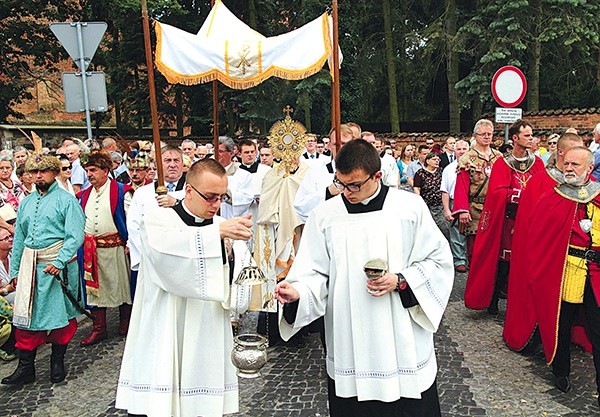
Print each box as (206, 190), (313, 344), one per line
(1, 271), (598, 416)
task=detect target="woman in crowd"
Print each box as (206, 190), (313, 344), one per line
(397, 144), (415, 191)
(413, 152), (447, 236)
(12, 147), (29, 169)
(56, 155), (75, 195)
(15, 166), (34, 196)
(147, 159), (157, 181)
(541, 133), (559, 166)
(0, 155), (26, 234)
(0, 227), (16, 362)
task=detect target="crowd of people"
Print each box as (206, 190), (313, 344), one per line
(0, 119), (598, 416)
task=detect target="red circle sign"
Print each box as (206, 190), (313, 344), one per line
(491, 66), (527, 108)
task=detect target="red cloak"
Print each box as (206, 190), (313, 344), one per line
(528, 189), (600, 364)
(503, 169), (558, 349)
(464, 156), (545, 309)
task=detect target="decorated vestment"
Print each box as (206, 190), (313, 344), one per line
(116, 205), (237, 417)
(528, 182), (600, 366)
(464, 153), (545, 309)
(452, 148), (502, 235)
(79, 180), (133, 308)
(279, 187), (454, 402)
(253, 163), (309, 312)
(10, 182), (85, 330)
(503, 167), (563, 349)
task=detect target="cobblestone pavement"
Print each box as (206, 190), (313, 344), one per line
(1, 271), (598, 416)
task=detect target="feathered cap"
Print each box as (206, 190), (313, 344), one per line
(24, 154), (61, 173)
(127, 153), (150, 169)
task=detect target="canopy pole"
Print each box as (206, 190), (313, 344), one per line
(141, 0), (166, 192)
(211, 0), (220, 161)
(332, 0), (341, 154)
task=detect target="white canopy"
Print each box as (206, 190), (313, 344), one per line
(155, 0), (339, 89)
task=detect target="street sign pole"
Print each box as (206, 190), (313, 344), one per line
(75, 22), (93, 141)
(50, 21), (107, 141)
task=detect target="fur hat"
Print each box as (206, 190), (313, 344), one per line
(24, 154), (61, 173)
(81, 151), (112, 171)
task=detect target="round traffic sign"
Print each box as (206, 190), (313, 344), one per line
(491, 66), (527, 108)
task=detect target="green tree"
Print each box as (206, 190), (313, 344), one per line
(0, 0), (81, 122)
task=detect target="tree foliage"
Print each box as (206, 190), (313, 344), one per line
(2, 0), (599, 133)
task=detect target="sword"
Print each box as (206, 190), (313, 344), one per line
(56, 270), (95, 321)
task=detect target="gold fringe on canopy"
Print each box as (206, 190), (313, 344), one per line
(154, 0), (338, 90)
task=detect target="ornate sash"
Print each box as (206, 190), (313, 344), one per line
(13, 241), (63, 328)
(83, 232), (125, 296)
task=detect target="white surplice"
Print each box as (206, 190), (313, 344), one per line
(293, 162), (335, 223)
(280, 188), (454, 402)
(220, 163), (254, 219)
(126, 182), (186, 271)
(380, 153), (400, 188)
(116, 206), (238, 417)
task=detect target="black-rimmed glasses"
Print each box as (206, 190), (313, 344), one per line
(61, 165), (73, 171)
(0, 234), (13, 242)
(189, 183), (231, 204)
(333, 174), (374, 192)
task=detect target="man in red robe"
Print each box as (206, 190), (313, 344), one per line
(464, 120), (545, 314)
(528, 146), (600, 400)
(504, 132), (584, 350)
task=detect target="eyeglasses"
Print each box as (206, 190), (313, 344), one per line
(189, 183), (231, 204)
(0, 235), (13, 242)
(548, 141), (557, 145)
(61, 165), (72, 171)
(475, 132), (493, 138)
(333, 174), (374, 192)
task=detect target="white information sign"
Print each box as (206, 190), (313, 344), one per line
(495, 107), (522, 124)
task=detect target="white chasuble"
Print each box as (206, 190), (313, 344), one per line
(279, 189), (454, 401)
(116, 207), (238, 417)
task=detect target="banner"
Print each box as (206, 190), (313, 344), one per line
(155, 0), (338, 89)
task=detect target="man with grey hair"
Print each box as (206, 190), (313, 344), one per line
(195, 145), (208, 160)
(180, 139), (197, 162)
(101, 137), (118, 152)
(504, 132), (585, 351)
(524, 146), (600, 400)
(441, 139), (470, 272)
(65, 143), (89, 193)
(452, 119), (502, 262)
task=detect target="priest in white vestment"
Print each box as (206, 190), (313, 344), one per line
(116, 159), (253, 417)
(275, 140), (454, 417)
(217, 136), (254, 219)
(252, 159), (309, 342)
